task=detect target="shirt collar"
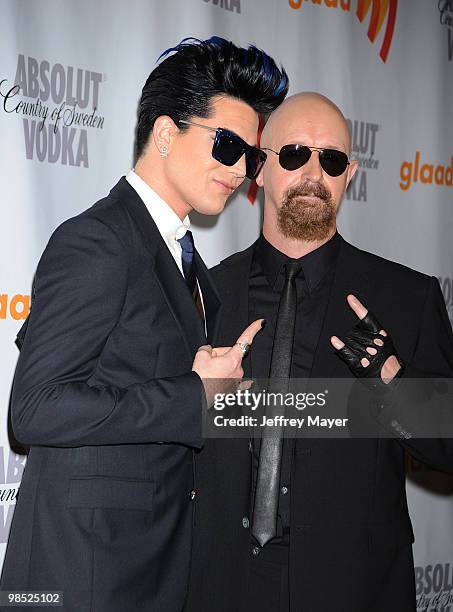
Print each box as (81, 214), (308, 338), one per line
(257, 232), (341, 293)
(126, 169), (190, 243)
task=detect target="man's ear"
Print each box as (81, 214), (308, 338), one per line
(255, 166), (264, 187)
(345, 159), (359, 188)
(152, 115), (178, 154)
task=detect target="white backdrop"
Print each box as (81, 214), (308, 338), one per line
(1, 1), (452, 608)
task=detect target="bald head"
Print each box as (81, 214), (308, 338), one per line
(258, 92), (359, 257)
(261, 92), (351, 155)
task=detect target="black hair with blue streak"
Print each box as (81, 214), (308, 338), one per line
(135, 36), (288, 159)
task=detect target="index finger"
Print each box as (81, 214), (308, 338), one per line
(347, 294), (368, 321)
(236, 318), (265, 346)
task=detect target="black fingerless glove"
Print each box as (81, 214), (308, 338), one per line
(335, 311), (404, 391)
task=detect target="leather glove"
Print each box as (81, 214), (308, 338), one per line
(334, 311), (404, 391)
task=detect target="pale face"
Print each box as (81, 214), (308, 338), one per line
(258, 99), (358, 242)
(162, 95), (259, 217)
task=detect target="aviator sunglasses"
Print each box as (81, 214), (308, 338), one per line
(262, 144), (350, 177)
(179, 120), (267, 180)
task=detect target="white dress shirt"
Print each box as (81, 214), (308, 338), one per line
(126, 169), (190, 276)
(125, 169), (206, 334)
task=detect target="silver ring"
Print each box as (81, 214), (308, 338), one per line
(236, 341), (250, 356)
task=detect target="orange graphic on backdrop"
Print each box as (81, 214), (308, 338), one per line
(356, 0), (398, 63)
(0, 294), (30, 320)
(400, 153), (453, 192)
(288, 1), (398, 63)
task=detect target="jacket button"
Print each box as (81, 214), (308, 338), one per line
(281, 486), (288, 495)
(242, 517), (250, 529)
(252, 546), (260, 556)
(190, 490), (196, 500)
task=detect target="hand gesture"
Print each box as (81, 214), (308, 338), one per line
(193, 319), (265, 407)
(330, 295), (403, 388)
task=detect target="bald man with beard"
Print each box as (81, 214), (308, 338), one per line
(185, 93), (453, 612)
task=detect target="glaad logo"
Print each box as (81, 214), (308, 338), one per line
(400, 153), (453, 191)
(202, 0), (241, 12)
(415, 562), (453, 610)
(439, 0), (453, 61)
(345, 118), (380, 202)
(438, 277), (453, 325)
(0, 293), (30, 321)
(289, 0), (352, 10)
(0, 447), (26, 544)
(0, 55), (106, 168)
(288, 0), (398, 62)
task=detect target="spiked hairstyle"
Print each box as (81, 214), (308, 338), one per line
(135, 36), (288, 159)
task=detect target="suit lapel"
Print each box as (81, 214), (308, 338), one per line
(310, 237), (374, 378)
(154, 246), (207, 357)
(111, 178), (206, 359)
(213, 244), (256, 377)
(214, 244), (256, 445)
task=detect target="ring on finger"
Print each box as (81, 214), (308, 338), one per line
(236, 341), (251, 356)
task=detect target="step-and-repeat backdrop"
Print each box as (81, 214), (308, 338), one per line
(1, 1), (452, 607)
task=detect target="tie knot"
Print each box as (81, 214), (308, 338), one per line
(285, 260), (303, 282)
(178, 230), (194, 255)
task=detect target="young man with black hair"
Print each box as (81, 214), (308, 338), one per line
(0, 37), (288, 611)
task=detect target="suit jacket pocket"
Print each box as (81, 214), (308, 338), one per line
(67, 476), (154, 511)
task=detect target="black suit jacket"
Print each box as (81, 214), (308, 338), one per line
(1, 178), (220, 612)
(185, 235), (453, 612)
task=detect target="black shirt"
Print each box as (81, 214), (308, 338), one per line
(248, 232), (341, 538)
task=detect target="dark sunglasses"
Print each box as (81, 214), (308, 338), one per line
(263, 144), (350, 177)
(179, 120), (267, 180)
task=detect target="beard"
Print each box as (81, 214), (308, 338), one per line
(277, 181), (337, 242)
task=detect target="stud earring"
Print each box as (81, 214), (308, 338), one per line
(159, 145), (168, 158)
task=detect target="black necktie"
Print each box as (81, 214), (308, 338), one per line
(252, 260), (302, 547)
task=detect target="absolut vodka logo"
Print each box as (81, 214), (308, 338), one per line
(345, 118), (380, 203)
(202, 0), (241, 12)
(439, 0), (453, 61)
(0, 447), (25, 544)
(416, 562), (453, 610)
(0, 55), (106, 167)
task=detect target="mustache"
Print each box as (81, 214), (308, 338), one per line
(285, 181), (332, 202)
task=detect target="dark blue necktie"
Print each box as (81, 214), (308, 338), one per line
(178, 230), (197, 296)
